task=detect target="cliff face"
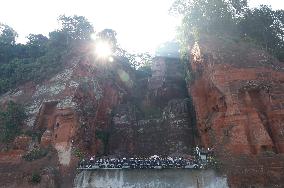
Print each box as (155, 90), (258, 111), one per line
(108, 57), (196, 156)
(187, 37), (284, 187)
(0, 54), (196, 187)
(189, 37), (284, 154)
(188, 37), (284, 155)
(0, 54), (136, 187)
(1, 36), (283, 187)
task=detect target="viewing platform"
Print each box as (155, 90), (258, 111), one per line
(77, 147), (214, 170)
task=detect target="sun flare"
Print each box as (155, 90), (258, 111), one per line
(95, 40), (112, 58)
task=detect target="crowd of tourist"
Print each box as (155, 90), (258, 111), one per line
(78, 147), (214, 170)
(79, 156), (199, 169)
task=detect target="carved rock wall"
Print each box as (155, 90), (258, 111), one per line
(188, 39), (284, 155)
(108, 57), (196, 156)
(0, 55), (135, 187)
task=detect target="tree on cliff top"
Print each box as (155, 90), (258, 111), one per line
(58, 15), (94, 42)
(170, 0), (246, 59)
(238, 6), (284, 61)
(26, 34), (49, 58)
(0, 15), (96, 95)
(0, 24), (19, 63)
(171, 0), (284, 61)
(94, 28), (153, 69)
(97, 29), (118, 49)
(0, 23), (18, 45)
(170, 0), (247, 41)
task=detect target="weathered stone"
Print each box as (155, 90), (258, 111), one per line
(188, 38), (284, 155)
(13, 135), (32, 150)
(108, 60), (196, 156)
(147, 57), (188, 108)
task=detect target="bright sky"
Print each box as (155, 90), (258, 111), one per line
(0, 0), (283, 53)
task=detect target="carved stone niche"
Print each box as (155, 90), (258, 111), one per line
(36, 101), (77, 148)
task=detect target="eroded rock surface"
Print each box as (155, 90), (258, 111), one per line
(108, 57), (196, 156)
(1, 35), (283, 187)
(0, 54), (196, 187)
(0, 55), (136, 187)
(188, 38), (284, 155)
(187, 37), (284, 187)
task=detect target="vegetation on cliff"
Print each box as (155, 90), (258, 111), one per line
(0, 101), (26, 143)
(0, 16), (153, 95)
(22, 147), (49, 161)
(30, 172), (41, 184)
(171, 0), (284, 61)
(0, 15), (94, 94)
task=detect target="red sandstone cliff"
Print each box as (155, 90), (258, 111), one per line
(1, 35), (284, 187)
(0, 53), (135, 187)
(0, 52), (196, 187)
(188, 36), (284, 155)
(188, 36), (284, 187)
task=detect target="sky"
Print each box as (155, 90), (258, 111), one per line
(0, 0), (283, 53)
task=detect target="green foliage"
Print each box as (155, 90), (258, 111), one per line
(0, 101), (26, 143)
(122, 52), (153, 69)
(171, 0), (243, 42)
(0, 24), (20, 63)
(22, 147), (48, 161)
(0, 23), (18, 45)
(26, 34), (48, 58)
(0, 50), (66, 94)
(207, 155), (222, 170)
(171, 0), (284, 61)
(58, 15), (94, 42)
(30, 172), (41, 184)
(0, 15), (95, 94)
(184, 61), (196, 83)
(73, 147), (85, 160)
(239, 6), (284, 61)
(48, 31), (68, 51)
(229, 0), (248, 14)
(24, 129), (42, 142)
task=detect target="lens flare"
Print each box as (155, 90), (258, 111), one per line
(91, 33), (96, 40)
(95, 41), (112, 58)
(108, 56), (114, 62)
